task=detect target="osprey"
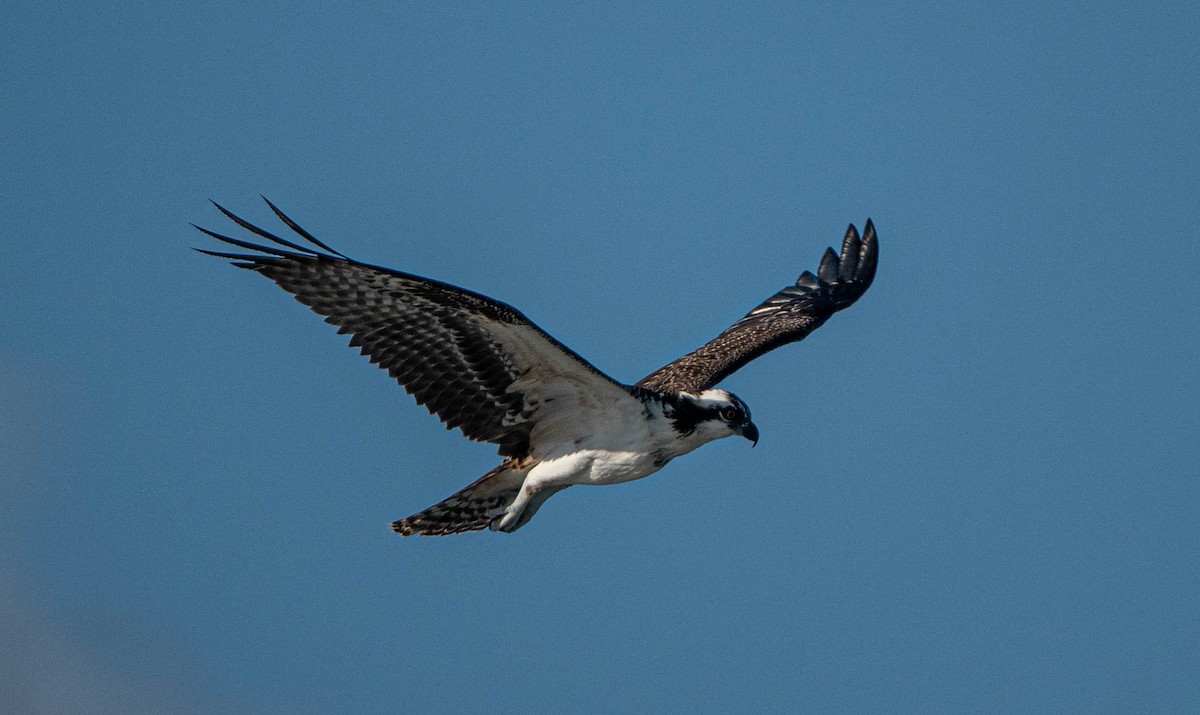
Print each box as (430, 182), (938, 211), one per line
(196, 199), (878, 536)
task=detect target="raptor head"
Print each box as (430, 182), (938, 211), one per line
(668, 389), (759, 446)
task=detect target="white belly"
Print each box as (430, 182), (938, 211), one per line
(524, 448), (668, 490)
(584, 449), (670, 485)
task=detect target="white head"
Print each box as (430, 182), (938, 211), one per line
(664, 388), (759, 448)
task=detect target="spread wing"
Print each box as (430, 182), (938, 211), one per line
(637, 220), (878, 393)
(196, 198), (632, 459)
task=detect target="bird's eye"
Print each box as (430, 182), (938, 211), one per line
(719, 407), (739, 422)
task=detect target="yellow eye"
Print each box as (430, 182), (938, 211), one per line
(720, 407), (739, 422)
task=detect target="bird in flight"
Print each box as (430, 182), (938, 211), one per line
(196, 199), (878, 536)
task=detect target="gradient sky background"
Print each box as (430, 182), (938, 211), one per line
(2, 2), (1198, 713)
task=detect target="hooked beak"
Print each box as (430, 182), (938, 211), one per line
(740, 421), (759, 447)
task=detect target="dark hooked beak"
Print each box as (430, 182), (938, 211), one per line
(740, 421), (759, 447)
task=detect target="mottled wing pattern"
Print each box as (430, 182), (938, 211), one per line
(392, 459), (568, 536)
(637, 220), (878, 393)
(392, 461), (526, 536)
(196, 198), (629, 458)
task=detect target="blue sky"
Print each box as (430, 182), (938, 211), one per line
(2, 2), (1197, 712)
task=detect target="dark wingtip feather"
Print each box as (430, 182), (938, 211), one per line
(817, 247), (840, 284)
(795, 270), (820, 291)
(207, 201), (325, 257)
(192, 248), (261, 269)
(259, 196), (348, 258)
(812, 218), (879, 306)
(856, 218), (878, 285)
(193, 247), (247, 260)
(192, 223), (312, 260)
(838, 223), (862, 282)
(193, 246), (270, 262)
(843, 222), (861, 244)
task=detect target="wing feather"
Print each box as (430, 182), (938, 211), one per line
(197, 198), (630, 458)
(636, 220), (878, 393)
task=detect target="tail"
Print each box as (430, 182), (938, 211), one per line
(392, 461), (527, 536)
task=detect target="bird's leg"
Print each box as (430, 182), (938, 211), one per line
(490, 455), (589, 532)
(491, 482), (538, 533)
